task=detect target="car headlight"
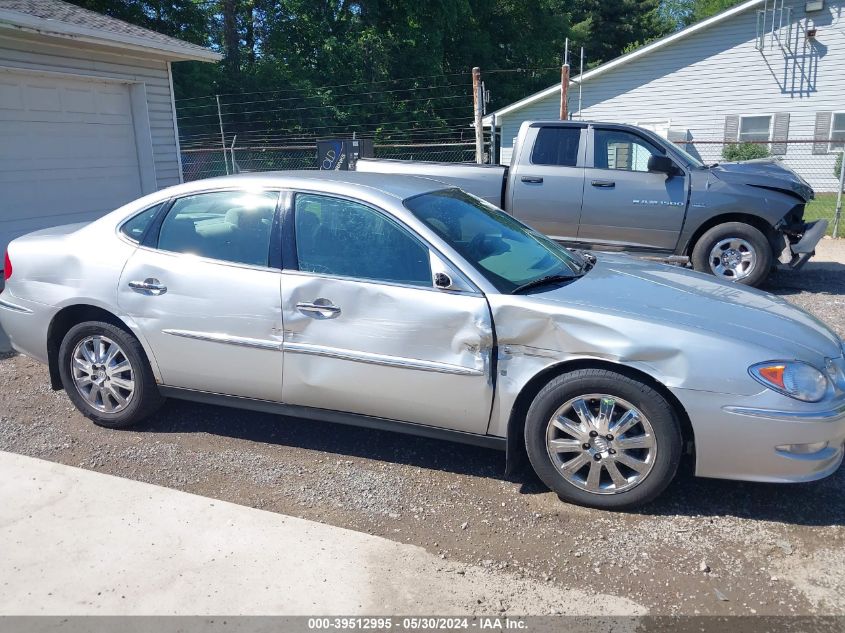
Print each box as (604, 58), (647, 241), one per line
(749, 361), (830, 402)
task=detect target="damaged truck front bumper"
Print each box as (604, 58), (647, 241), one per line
(777, 219), (829, 270)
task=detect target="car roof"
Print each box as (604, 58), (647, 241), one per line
(176, 170), (451, 202)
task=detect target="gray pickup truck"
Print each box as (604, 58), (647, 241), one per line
(356, 120), (828, 287)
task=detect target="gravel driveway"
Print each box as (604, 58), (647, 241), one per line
(1, 239), (844, 616)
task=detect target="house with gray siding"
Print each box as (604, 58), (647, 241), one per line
(485, 0), (845, 192)
(0, 0), (221, 266)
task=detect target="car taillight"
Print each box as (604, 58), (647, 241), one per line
(3, 251), (11, 281)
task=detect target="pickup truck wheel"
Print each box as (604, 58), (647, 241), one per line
(58, 321), (164, 429)
(691, 222), (773, 286)
(524, 369), (682, 510)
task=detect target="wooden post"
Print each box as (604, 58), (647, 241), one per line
(560, 64), (570, 120)
(472, 67), (483, 164)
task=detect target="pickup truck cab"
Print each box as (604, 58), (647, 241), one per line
(356, 120), (827, 287)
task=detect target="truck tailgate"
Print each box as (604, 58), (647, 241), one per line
(355, 159), (508, 207)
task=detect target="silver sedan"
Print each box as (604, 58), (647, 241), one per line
(1, 172), (844, 509)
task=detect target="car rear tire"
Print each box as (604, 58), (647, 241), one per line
(58, 321), (163, 429)
(691, 222), (773, 287)
(524, 368), (682, 510)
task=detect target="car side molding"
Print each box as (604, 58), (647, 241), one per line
(158, 386), (508, 451)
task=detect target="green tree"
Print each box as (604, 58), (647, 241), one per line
(570, 0), (671, 66)
(660, 0), (745, 29)
(64, 0), (679, 148)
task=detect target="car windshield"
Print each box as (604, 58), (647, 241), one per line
(404, 189), (586, 293)
(671, 142), (705, 168)
(637, 127), (704, 168)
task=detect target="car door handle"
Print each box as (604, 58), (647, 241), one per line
(296, 301), (342, 319)
(128, 278), (167, 296)
(521, 176), (544, 184)
(591, 179), (615, 188)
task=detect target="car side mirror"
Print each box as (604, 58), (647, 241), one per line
(648, 154), (677, 175)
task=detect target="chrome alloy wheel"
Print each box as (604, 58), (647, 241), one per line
(71, 335), (135, 413)
(709, 237), (756, 281)
(545, 394), (657, 495)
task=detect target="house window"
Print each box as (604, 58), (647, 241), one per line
(738, 116), (772, 144)
(830, 113), (845, 151)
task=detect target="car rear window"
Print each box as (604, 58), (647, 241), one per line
(156, 191), (279, 267)
(531, 127), (581, 166)
(120, 203), (166, 243)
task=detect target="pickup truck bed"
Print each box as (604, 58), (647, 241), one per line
(356, 159), (508, 207)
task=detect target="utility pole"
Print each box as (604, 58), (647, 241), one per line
(472, 67), (483, 164)
(560, 39), (570, 120)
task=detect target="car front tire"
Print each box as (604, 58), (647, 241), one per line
(58, 321), (163, 429)
(525, 368), (682, 510)
(691, 222), (773, 287)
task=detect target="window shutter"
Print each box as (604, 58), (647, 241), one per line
(771, 112), (790, 155)
(813, 112), (832, 154)
(723, 115), (740, 143)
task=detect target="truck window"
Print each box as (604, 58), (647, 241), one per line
(531, 127), (581, 166)
(594, 130), (662, 172)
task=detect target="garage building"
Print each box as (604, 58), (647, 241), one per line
(0, 0), (221, 267)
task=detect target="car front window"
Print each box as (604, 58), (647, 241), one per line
(594, 130), (663, 172)
(294, 193), (432, 287)
(404, 189), (584, 293)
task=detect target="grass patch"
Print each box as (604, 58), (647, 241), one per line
(805, 194), (841, 235)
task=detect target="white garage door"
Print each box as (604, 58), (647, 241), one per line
(0, 70), (143, 262)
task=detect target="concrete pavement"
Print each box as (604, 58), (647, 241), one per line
(0, 451), (645, 615)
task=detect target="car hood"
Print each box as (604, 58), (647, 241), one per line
(518, 253), (840, 362)
(709, 159), (814, 202)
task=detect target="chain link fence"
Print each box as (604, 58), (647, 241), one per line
(179, 129), (842, 237)
(180, 141), (486, 182)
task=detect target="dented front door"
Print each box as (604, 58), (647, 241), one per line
(280, 273), (494, 433)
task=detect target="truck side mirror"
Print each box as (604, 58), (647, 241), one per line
(647, 155), (676, 175)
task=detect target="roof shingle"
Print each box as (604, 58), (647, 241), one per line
(0, 0), (220, 60)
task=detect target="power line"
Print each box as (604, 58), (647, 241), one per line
(175, 82), (473, 110)
(178, 126), (477, 146)
(178, 94), (471, 120)
(175, 105), (474, 129)
(174, 71), (473, 103)
(179, 127), (476, 146)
